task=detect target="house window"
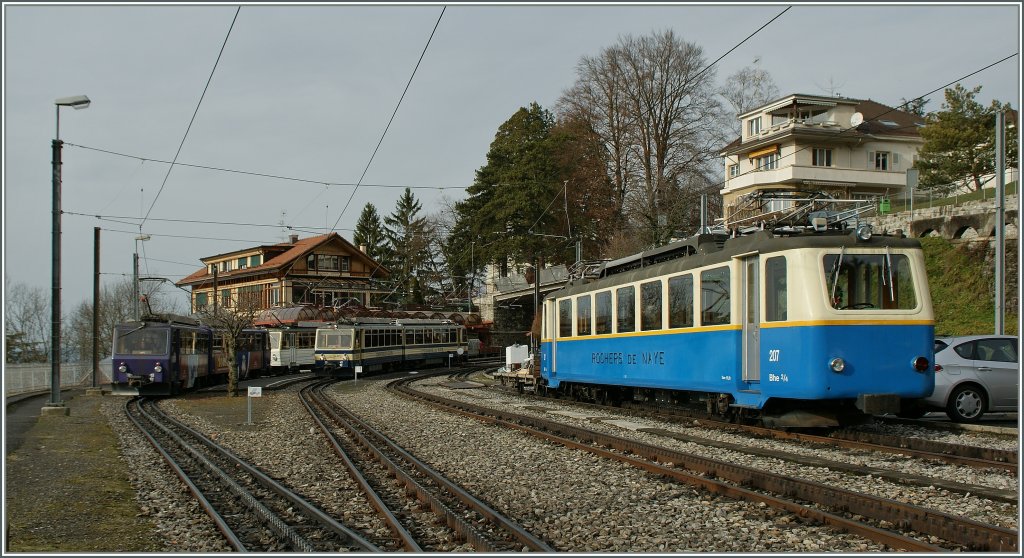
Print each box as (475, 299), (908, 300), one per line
(747, 117), (762, 136)
(340, 256), (350, 272)
(871, 151), (891, 170)
(317, 254), (340, 271)
(249, 255), (261, 267)
(238, 257), (248, 269)
(812, 148), (832, 167)
(755, 153), (778, 171)
(195, 292), (208, 310)
(729, 164), (740, 178)
(220, 289), (231, 308)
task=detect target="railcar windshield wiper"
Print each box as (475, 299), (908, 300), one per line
(830, 246), (846, 306)
(884, 246), (895, 302)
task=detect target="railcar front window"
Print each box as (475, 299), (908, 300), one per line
(115, 328), (169, 355)
(316, 330), (353, 349)
(823, 253), (917, 310)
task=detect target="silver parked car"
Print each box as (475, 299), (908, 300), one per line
(909, 335), (1019, 422)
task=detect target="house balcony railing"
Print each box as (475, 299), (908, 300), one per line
(723, 164), (911, 194)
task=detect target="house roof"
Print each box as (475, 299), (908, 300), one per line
(176, 232), (389, 287)
(720, 96), (925, 156)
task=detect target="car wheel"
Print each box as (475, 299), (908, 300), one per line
(946, 384), (987, 423)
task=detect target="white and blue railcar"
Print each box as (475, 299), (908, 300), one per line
(540, 228), (935, 427)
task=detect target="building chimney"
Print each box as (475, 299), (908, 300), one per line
(289, 234), (299, 244)
(359, 245), (367, 253)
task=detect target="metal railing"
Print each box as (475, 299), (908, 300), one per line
(3, 362), (110, 397)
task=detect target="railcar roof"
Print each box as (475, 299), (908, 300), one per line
(549, 230), (921, 299)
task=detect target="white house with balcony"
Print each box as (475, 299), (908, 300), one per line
(719, 94), (925, 226)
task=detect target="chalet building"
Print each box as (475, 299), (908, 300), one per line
(720, 94), (925, 226)
(177, 233), (391, 314)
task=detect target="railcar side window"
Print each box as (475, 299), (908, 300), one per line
(577, 295), (592, 336)
(823, 253), (917, 310)
(701, 267), (731, 326)
(616, 286), (636, 333)
(595, 291), (612, 334)
(668, 275), (694, 328)
(641, 281), (663, 331)
(559, 300), (573, 337)
(180, 330), (197, 355)
(765, 256), (787, 322)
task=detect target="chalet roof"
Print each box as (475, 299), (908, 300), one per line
(720, 96), (925, 156)
(176, 232), (389, 287)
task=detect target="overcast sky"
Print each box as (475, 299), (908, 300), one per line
(3, 2), (1020, 311)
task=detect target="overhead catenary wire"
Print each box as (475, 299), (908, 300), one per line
(325, 6), (446, 235)
(64, 142), (464, 191)
(139, 6), (241, 230)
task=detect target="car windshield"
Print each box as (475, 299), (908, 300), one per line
(114, 327), (169, 355)
(823, 253), (917, 310)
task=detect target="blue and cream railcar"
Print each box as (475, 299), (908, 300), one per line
(313, 319), (468, 377)
(112, 316), (214, 396)
(540, 228), (935, 427)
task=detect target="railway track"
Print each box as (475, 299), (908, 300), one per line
(300, 379), (554, 552)
(124, 397), (380, 552)
(396, 374), (1018, 552)
(518, 384), (1018, 473)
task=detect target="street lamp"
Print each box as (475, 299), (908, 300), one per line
(48, 94), (91, 412)
(134, 234), (151, 319)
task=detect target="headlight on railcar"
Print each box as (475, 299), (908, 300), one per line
(118, 363), (127, 373)
(154, 364), (163, 373)
(912, 356), (930, 372)
(855, 225), (872, 242)
(829, 357), (846, 373)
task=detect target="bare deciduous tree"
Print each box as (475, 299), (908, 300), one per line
(719, 59), (780, 136)
(557, 29), (724, 247)
(5, 280), (52, 362)
(195, 293), (262, 397)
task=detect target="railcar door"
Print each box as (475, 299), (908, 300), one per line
(546, 299), (558, 377)
(742, 256), (761, 383)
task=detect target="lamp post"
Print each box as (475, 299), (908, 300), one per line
(134, 234), (151, 319)
(47, 95), (90, 412)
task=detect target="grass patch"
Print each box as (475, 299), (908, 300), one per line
(921, 237), (1018, 336)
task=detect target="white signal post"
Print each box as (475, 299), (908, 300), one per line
(246, 386), (262, 425)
